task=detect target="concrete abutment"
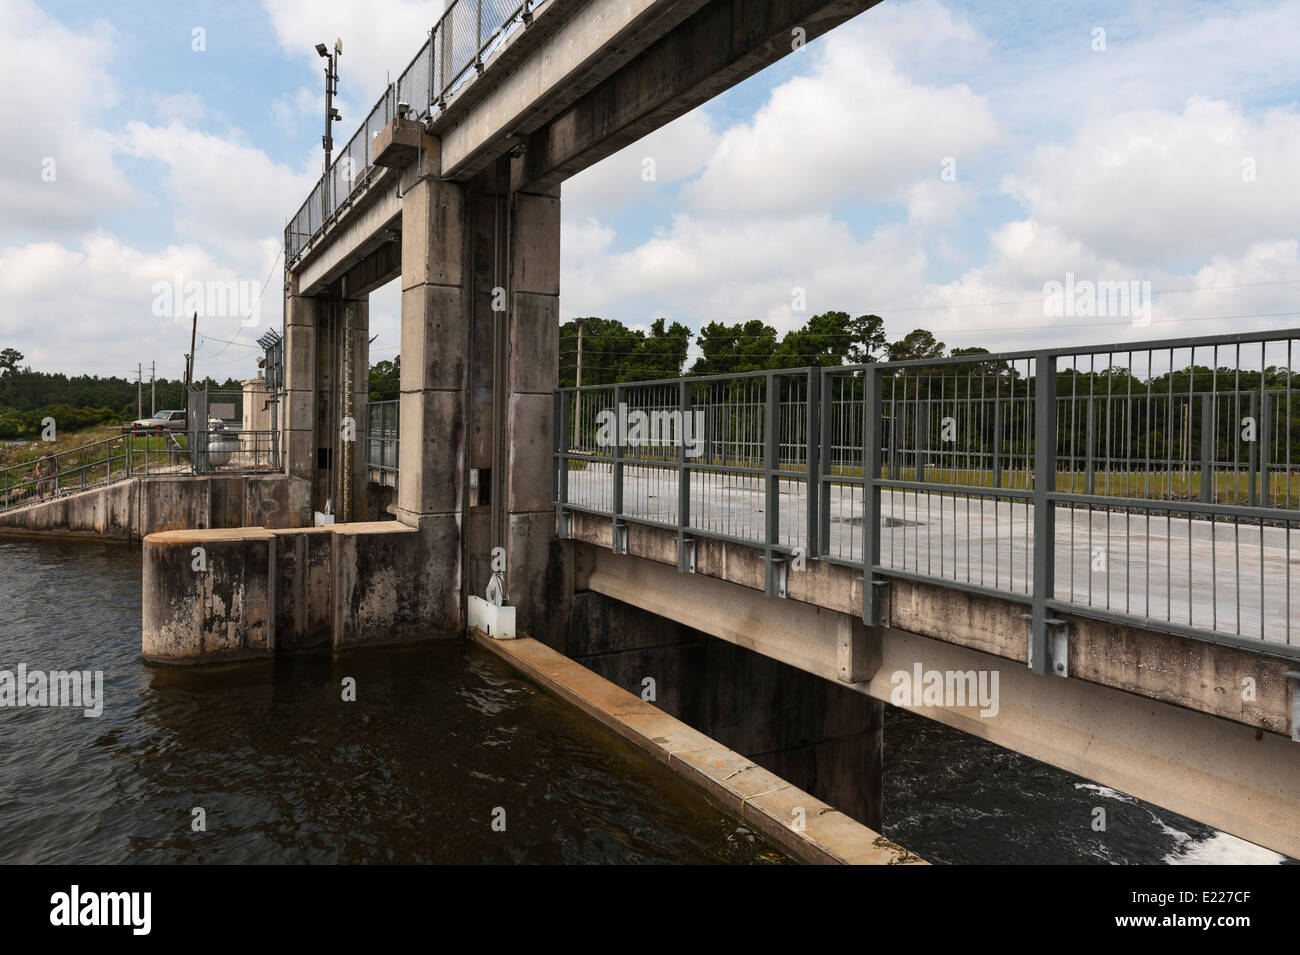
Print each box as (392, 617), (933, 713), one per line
(564, 590), (884, 831)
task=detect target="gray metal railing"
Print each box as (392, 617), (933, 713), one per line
(0, 432), (192, 513)
(365, 400), (399, 477)
(0, 425), (283, 514)
(555, 328), (1300, 662)
(285, 0), (548, 267)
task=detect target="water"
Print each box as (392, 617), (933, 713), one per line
(0, 538), (1289, 865)
(0, 539), (787, 864)
(883, 708), (1292, 865)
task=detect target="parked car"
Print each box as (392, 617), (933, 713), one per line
(125, 410), (187, 434)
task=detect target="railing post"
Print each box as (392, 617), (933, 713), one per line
(764, 372), (781, 597)
(555, 390), (569, 507)
(817, 369), (833, 556)
(1261, 390), (1272, 508)
(1248, 391), (1259, 507)
(806, 367), (820, 561)
(677, 379), (692, 572)
(1084, 395), (1096, 495)
(475, 0), (484, 71)
(612, 384), (625, 552)
(916, 396), (930, 480)
(1200, 393), (1214, 503)
(992, 388), (1003, 489)
(862, 365), (883, 625)
(1029, 354), (1058, 675)
(887, 386), (900, 482)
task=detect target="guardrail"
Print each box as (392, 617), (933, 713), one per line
(285, 0), (552, 267)
(554, 328), (1300, 662)
(365, 401), (399, 477)
(0, 428), (283, 514)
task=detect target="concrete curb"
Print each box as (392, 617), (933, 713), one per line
(471, 631), (925, 866)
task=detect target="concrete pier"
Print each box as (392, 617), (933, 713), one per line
(142, 521), (456, 665)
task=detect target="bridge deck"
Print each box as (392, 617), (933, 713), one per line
(568, 463), (1297, 646)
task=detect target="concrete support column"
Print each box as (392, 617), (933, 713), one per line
(395, 134), (468, 637)
(282, 276), (315, 526)
(504, 162), (567, 645)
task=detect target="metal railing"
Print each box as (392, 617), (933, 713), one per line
(0, 426), (283, 515)
(554, 329), (1300, 662)
(285, 0), (550, 267)
(365, 400), (399, 477)
(0, 432), (190, 513)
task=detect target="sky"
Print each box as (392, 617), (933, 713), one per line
(2, 0), (1299, 382)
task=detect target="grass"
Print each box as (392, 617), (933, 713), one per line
(0, 426), (192, 503)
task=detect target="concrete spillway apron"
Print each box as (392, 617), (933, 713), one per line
(470, 629), (923, 866)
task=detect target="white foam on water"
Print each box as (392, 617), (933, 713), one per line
(1165, 830), (1287, 865)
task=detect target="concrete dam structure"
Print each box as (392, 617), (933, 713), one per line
(54, 0), (1295, 861)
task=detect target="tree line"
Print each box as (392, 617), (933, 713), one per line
(556, 312), (991, 386)
(0, 348), (245, 440)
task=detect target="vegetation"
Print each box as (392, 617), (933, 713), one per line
(0, 348), (244, 440)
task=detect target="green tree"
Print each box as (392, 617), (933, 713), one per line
(559, 317), (643, 387)
(690, 319), (777, 375)
(849, 314), (887, 364)
(621, 317), (691, 382)
(772, 310), (854, 367)
(887, 328), (946, 363)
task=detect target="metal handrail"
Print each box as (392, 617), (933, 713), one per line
(285, 0), (546, 267)
(553, 328), (1300, 659)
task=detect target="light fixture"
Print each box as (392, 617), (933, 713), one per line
(315, 42), (329, 57)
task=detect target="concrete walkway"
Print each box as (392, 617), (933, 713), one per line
(567, 463), (1299, 646)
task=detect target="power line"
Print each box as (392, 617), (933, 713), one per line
(195, 247), (284, 362)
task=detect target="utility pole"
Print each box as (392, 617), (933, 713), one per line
(316, 39), (342, 220)
(573, 318), (584, 447)
(184, 311), (197, 396)
(137, 363), (142, 420)
(150, 361), (156, 415)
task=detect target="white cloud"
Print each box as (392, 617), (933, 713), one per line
(1003, 97), (1300, 269)
(563, 213), (930, 337)
(565, 111), (720, 219)
(261, 0), (446, 120)
(679, 19), (999, 216)
(0, 0), (136, 241)
(0, 235), (254, 374)
(117, 120), (316, 259)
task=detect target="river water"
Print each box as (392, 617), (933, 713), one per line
(0, 538), (1288, 864)
(0, 539), (788, 864)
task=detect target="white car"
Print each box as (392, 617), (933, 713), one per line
(126, 410), (187, 433)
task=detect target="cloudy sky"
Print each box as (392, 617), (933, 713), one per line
(2, 0), (1298, 380)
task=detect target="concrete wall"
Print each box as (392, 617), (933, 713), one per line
(568, 509), (1298, 736)
(142, 520), (458, 666)
(0, 474), (303, 541)
(566, 590), (883, 829)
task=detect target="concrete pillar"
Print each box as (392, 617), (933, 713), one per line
(282, 276), (315, 526)
(395, 134), (469, 637)
(392, 138), (567, 643)
(504, 162), (566, 645)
